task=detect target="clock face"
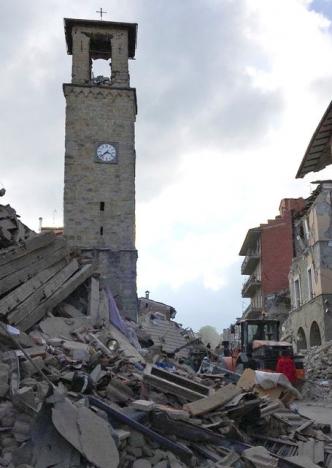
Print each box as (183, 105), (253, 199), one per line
(96, 143), (117, 163)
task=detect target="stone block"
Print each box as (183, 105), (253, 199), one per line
(131, 400), (155, 412)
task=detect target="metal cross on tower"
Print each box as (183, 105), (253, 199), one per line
(96, 7), (107, 20)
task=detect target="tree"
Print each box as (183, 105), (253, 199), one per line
(198, 325), (220, 349)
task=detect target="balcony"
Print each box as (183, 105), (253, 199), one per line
(242, 275), (261, 298)
(243, 304), (263, 319)
(241, 250), (260, 275)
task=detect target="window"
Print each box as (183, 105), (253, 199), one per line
(100, 226), (104, 236)
(294, 278), (301, 309)
(100, 202), (105, 211)
(307, 267), (314, 299)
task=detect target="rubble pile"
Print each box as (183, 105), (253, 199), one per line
(0, 204), (331, 468)
(302, 341), (332, 402)
(0, 204), (34, 249)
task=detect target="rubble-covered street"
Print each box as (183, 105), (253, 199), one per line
(0, 203), (331, 468)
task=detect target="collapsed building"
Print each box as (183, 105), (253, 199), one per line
(138, 292), (177, 321)
(0, 202), (332, 468)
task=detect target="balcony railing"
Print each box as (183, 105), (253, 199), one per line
(242, 275), (261, 298)
(241, 250), (260, 275)
(243, 304), (263, 319)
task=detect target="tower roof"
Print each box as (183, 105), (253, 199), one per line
(64, 18), (137, 58)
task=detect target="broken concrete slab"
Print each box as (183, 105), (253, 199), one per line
(132, 459), (152, 468)
(132, 400), (156, 412)
(183, 384), (241, 416)
(58, 302), (85, 318)
(31, 407), (81, 468)
(62, 340), (91, 361)
(21, 357), (45, 377)
(39, 316), (91, 340)
(88, 276), (100, 325)
(144, 364), (210, 402)
(242, 445), (278, 468)
(52, 397), (119, 468)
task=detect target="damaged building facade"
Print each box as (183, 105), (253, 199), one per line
(288, 181), (332, 350)
(63, 18), (138, 320)
(288, 100), (332, 350)
(239, 198), (304, 322)
(138, 291), (177, 321)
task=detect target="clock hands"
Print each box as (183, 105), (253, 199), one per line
(96, 144), (116, 162)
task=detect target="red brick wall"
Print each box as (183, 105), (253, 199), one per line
(261, 213), (294, 294)
(261, 197), (305, 295)
(279, 198), (304, 217)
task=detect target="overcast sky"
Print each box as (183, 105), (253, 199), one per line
(1, 0), (332, 332)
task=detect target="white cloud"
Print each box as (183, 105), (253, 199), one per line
(137, 0), (332, 326)
(2, 0), (332, 329)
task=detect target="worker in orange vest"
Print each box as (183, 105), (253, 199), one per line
(276, 349), (297, 383)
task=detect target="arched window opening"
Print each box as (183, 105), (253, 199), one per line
(296, 327), (307, 351)
(310, 321), (322, 347)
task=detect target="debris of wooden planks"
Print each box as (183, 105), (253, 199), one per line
(15, 264), (94, 331)
(0, 232), (57, 280)
(144, 364), (211, 402)
(0, 259), (67, 317)
(0, 204), (34, 248)
(0, 203), (99, 338)
(0, 237), (68, 296)
(298, 439), (325, 465)
(183, 384), (241, 416)
(0, 230), (54, 266)
(7, 259), (80, 325)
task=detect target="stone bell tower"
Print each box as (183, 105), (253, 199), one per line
(63, 18), (138, 320)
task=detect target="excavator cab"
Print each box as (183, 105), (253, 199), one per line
(232, 319), (304, 379)
(241, 319), (279, 352)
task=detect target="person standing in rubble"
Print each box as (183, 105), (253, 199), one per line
(223, 341), (231, 357)
(276, 349), (297, 383)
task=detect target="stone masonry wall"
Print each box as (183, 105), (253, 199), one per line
(63, 85), (137, 320)
(288, 294), (332, 350)
(63, 85), (136, 251)
(63, 21), (138, 320)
